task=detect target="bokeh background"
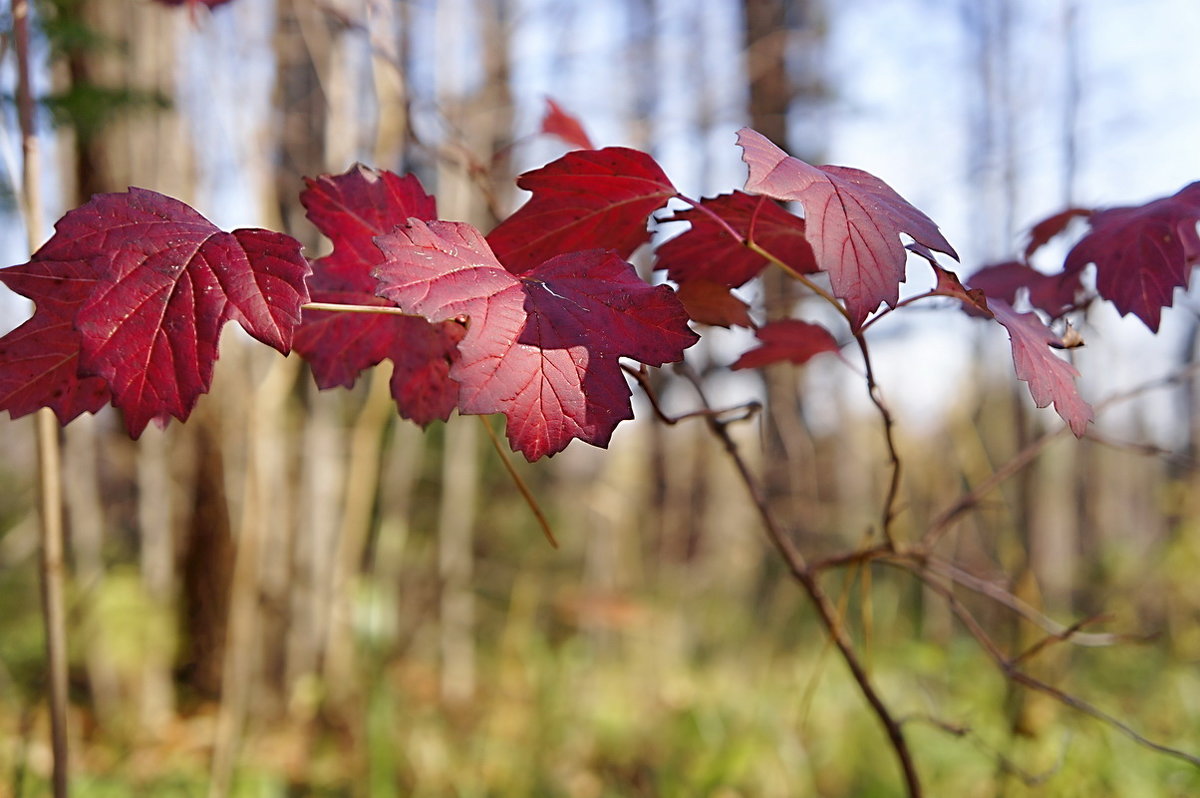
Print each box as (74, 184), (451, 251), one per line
(2, 0), (1200, 795)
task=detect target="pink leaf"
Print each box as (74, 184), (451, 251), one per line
(540, 98), (595, 150)
(373, 220), (697, 460)
(737, 127), (958, 328)
(989, 299), (1092, 436)
(486, 147), (676, 274)
(731, 319), (839, 369)
(656, 191), (816, 288)
(295, 165), (461, 425)
(1062, 182), (1200, 331)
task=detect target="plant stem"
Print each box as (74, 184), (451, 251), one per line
(14, 1), (70, 794)
(302, 301), (418, 316)
(670, 370), (922, 797)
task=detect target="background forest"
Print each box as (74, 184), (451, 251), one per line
(2, 0), (1200, 795)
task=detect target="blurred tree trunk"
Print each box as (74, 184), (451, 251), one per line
(432, 0), (514, 706)
(59, 0), (195, 735)
(741, 0), (827, 532)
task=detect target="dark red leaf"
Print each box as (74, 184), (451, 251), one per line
(1062, 182), (1200, 331)
(675, 280), (755, 328)
(0, 260), (111, 422)
(656, 191), (816, 288)
(1024, 207), (1092, 260)
(737, 127), (958, 328)
(540, 98), (594, 150)
(967, 260), (1079, 317)
(989, 299), (1092, 436)
(373, 220), (697, 460)
(731, 319), (839, 370)
(0, 188), (311, 436)
(486, 147), (677, 274)
(295, 165), (461, 425)
(931, 265), (992, 318)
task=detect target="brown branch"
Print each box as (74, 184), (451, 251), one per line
(658, 367), (924, 798)
(854, 334), (902, 548)
(914, 567), (1200, 769)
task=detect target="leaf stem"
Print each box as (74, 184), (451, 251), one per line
(302, 301), (420, 316)
(478, 416), (558, 548)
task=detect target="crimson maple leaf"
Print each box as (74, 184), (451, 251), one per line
(486, 147), (676, 274)
(295, 164), (462, 425)
(1062, 182), (1200, 331)
(737, 128), (958, 328)
(0, 260), (111, 423)
(540, 98), (594, 150)
(0, 189), (310, 436)
(731, 319), (839, 370)
(656, 191), (816, 288)
(374, 219), (697, 460)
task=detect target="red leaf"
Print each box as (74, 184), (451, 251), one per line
(737, 127), (958, 328)
(0, 260), (111, 422)
(731, 319), (839, 370)
(1062, 182), (1200, 331)
(540, 98), (594, 150)
(656, 191), (816, 288)
(675, 280), (754, 328)
(295, 165), (461, 425)
(967, 260), (1078, 317)
(931, 265), (992, 318)
(1024, 207), (1092, 260)
(373, 220), (697, 460)
(989, 299), (1092, 436)
(486, 147), (677, 274)
(0, 188), (311, 437)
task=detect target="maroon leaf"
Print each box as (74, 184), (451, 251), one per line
(737, 127), (958, 328)
(486, 147), (677, 275)
(1062, 182), (1200, 331)
(295, 165), (461, 425)
(0, 260), (111, 422)
(967, 260), (1078, 317)
(731, 319), (839, 370)
(540, 98), (594, 150)
(675, 280), (755, 328)
(1024, 207), (1092, 260)
(931, 265), (992, 318)
(0, 188), (311, 436)
(656, 191), (816, 288)
(989, 299), (1092, 436)
(373, 220), (697, 460)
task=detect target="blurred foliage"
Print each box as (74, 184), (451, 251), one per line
(2, 429), (1200, 796)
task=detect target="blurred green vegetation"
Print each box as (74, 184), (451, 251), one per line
(2, 407), (1199, 797)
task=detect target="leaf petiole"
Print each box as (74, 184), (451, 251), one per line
(302, 301), (420, 316)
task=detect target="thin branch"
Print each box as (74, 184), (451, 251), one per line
(915, 568), (1200, 769)
(854, 334), (902, 548)
(302, 301), (420, 316)
(671, 368), (924, 798)
(15, 1), (70, 795)
(478, 415), (558, 549)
